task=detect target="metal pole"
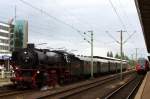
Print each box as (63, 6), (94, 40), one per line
(15, 5), (16, 21)
(117, 30), (126, 80)
(1, 69), (4, 78)
(131, 54), (134, 67)
(88, 31), (94, 78)
(135, 48), (138, 62)
(120, 30), (123, 80)
(91, 31), (93, 78)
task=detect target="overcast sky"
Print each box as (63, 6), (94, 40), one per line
(0, 0), (147, 58)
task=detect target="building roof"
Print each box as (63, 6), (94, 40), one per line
(76, 55), (127, 63)
(135, 0), (150, 53)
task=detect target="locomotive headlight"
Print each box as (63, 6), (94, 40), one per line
(25, 59), (28, 62)
(37, 70), (40, 74)
(24, 51), (27, 54)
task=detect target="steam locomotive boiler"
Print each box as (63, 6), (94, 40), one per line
(11, 44), (79, 88)
(12, 45), (68, 68)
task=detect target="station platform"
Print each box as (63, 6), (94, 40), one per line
(0, 78), (12, 87)
(135, 71), (150, 99)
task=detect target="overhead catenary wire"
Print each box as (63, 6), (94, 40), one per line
(118, 0), (134, 29)
(106, 30), (136, 45)
(83, 31), (116, 46)
(52, 0), (93, 30)
(108, 0), (130, 36)
(0, 3), (58, 33)
(18, 0), (127, 47)
(18, 0), (138, 51)
(105, 31), (120, 44)
(108, 0), (126, 29)
(106, 30), (138, 61)
(107, 0), (138, 50)
(14, 14), (91, 46)
(18, 0), (89, 43)
(123, 31), (136, 44)
(14, 2), (84, 36)
(0, 6), (57, 33)
(118, 0), (137, 45)
(0, 12), (53, 37)
(14, 7), (91, 44)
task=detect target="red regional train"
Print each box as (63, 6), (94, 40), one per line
(135, 58), (150, 74)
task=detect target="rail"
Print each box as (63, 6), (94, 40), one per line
(38, 71), (135, 99)
(0, 70), (135, 99)
(104, 75), (143, 99)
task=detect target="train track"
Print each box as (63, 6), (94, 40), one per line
(0, 71), (135, 99)
(104, 75), (144, 99)
(0, 85), (35, 99)
(0, 90), (35, 99)
(0, 84), (16, 94)
(37, 71), (135, 99)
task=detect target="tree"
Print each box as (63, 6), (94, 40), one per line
(115, 53), (119, 58)
(123, 55), (129, 60)
(107, 51), (114, 57)
(107, 52), (110, 57)
(110, 51), (113, 57)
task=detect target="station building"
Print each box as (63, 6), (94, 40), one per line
(13, 20), (28, 49)
(0, 21), (12, 55)
(0, 20), (28, 78)
(0, 20), (28, 56)
(0, 20), (28, 68)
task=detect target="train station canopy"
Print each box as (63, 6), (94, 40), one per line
(135, 0), (150, 53)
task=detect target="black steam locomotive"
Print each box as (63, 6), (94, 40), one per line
(12, 44), (76, 69)
(11, 44), (80, 88)
(11, 44), (128, 88)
